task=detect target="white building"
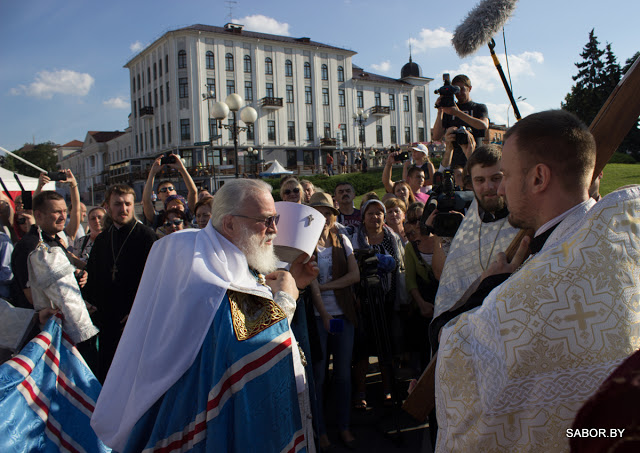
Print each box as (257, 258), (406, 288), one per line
(124, 23), (433, 189)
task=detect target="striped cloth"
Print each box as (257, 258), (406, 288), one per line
(0, 313), (109, 453)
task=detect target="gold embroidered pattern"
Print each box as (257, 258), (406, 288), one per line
(229, 290), (286, 341)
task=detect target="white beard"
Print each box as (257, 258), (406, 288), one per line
(236, 229), (278, 275)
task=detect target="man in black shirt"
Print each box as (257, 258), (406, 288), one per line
(84, 184), (156, 382)
(432, 74), (489, 168)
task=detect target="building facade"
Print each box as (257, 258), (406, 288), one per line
(124, 23), (433, 189)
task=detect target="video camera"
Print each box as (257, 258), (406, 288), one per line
(455, 126), (471, 145)
(354, 248), (396, 286)
(421, 169), (473, 237)
(434, 73), (460, 108)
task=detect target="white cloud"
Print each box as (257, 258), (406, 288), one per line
(10, 69), (94, 99)
(233, 15), (290, 36)
(486, 101), (535, 126)
(443, 51), (544, 93)
(130, 41), (145, 53)
(408, 28), (453, 53)
(371, 60), (391, 73)
(104, 96), (129, 109)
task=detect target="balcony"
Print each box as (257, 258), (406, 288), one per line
(260, 97), (283, 109)
(320, 137), (337, 147)
(371, 105), (390, 116)
(139, 106), (154, 119)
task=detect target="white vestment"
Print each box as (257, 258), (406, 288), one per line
(434, 198), (519, 317)
(435, 186), (640, 452)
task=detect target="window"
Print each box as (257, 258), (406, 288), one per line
(418, 127), (425, 141)
(165, 55), (169, 73)
(305, 86), (312, 104)
(166, 82), (170, 102)
(207, 78), (216, 99)
(417, 96), (424, 113)
(390, 126), (397, 144)
(148, 92), (152, 106)
(374, 92), (381, 106)
(389, 94), (395, 110)
(246, 124), (254, 140)
(268, 120), (276, 141)
(324, 122), (331, 138)
(162, 124), (166, 145)
(154, 88), (158, 107)
(339, 124), (347, 143)
(244, 55), (251, 73)
(153, 63), (157, 80)
(403, 95), (409, 111)
(147, 68), (151, 84)
(181, 119), (190, 140)
(338, 89), (345, 107)
(226, 80), (235, 95)
(285, 59), (293, 77)
(357, 91), (364, 108)
(304, 62), (311, 79)
(376, 125), (383, 143)
(168, 121), (172, 142)
(159, 59), (162, 75)
(286, 85), (294, 103)
(132, 77), (136, 93)
(306, 122), (314, 141)
(321, 64), (328, 80)
(225, 53), (234, 71)
(206, 51), (215, 69)
(244, 81), (253, 101)
(179, 78), (188, 98)
(405, 127), (411, 143)
(322, 88), (329, 105)
(288, 121), (295, 141)
(137, 74), (140, 91)
(135, 136), (139, 154)
(337, 66), (344, 82)
(266, 82), (274, 98)
(265, 57), (273, 75)
(178, 50), (187, 69)
(160, 86), (164, 105)
(208, 119), (216, 137)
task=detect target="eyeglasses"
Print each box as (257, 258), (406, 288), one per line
(233, 214), (280, 229)
(163, 219), (184, 227)
(159, 186), (175, 193)
(282, 188), (300, 196)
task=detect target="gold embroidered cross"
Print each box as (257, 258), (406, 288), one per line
(565, 301), (598, 330)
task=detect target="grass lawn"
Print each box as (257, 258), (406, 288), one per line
(599, 163), (640, 196)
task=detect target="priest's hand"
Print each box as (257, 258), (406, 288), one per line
(480, 235), (530, 280)
(265, 270), (299, 300)
(289, 253), (319, 290)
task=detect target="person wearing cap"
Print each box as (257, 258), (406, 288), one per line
(308, 192), (359, 451)
(349, 198), (407, 410)
(403, 143), (436, 191)
(382, 152), (429, 204)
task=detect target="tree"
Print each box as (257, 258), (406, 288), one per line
(1, 142), (59, 177)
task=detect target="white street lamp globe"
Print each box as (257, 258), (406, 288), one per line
(363, 112), (369, 120)
(357, 109), (364, 116)
(211, 101), (229, 120)
(226, 93), (244, 111)
(240, 106), (258, 124)
(352, 113), (358, 120)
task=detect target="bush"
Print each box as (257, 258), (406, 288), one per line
(608, 152), (638, 164)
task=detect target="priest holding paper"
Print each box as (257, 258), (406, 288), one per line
(91, 179), (320, 453)
(435, 110), (640, 452)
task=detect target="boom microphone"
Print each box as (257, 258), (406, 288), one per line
(452, 0), (519, 58)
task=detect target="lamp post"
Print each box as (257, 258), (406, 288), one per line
(353, 108), (368, 168)
(202, 86), (221, 189)
(507, 96), (526, 127)
(211, 93), (258, 178)
(247, 147), (258, 175)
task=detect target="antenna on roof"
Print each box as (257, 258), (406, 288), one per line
(225, 1), (238, 23)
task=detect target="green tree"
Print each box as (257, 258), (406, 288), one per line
(1, 142), (58, 177)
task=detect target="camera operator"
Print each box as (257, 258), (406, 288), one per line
(142, 153), (197, 229)
(432, 74), (489, 168)
(350, 199), (406, 409)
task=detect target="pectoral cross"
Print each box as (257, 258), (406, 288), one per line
(111, 265), (118, 282)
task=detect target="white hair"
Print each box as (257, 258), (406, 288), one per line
(211, 179), (273, 230)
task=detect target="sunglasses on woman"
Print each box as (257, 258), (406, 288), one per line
(163, 219), (184, 227)
(283, 188), (300, 196)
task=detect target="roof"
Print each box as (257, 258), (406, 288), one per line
(61, 140), (83, 148)
(351, 65), (411, 86)
(88, 131), (125, 143)
(126, 23), (356, 66)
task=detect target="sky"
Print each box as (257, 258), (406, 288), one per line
(1, 0), (638, 151)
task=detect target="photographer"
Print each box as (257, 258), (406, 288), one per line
(350, 199), (406, 409)
(142, 154), (197, 229)
(432, 74), (489, 168)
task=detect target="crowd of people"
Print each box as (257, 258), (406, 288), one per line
(1, 72), (638, 453)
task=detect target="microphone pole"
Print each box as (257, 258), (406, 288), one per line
(488, 38), (521, 121)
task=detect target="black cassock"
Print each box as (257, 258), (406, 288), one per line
(84, 220), (156, 382)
